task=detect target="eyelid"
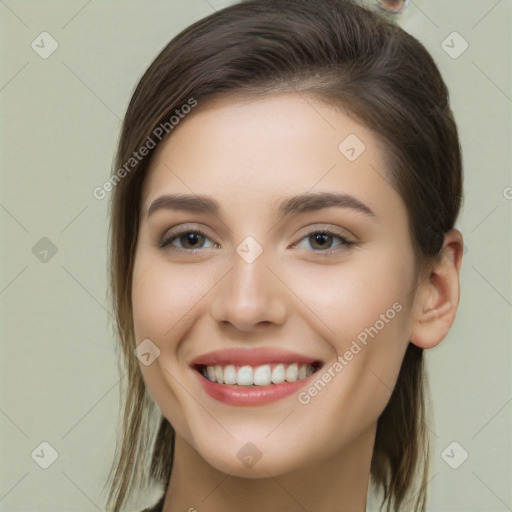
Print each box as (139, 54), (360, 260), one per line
(290, 226), (355, 254)
(159, 223), (219, 249)
(159, 223), (356, 253)
(292, 224), (355, 243)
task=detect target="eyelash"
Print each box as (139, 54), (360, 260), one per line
(159, 227), (355, 255)
(295, 230), (355, 253)
(159, 228), (216, 252)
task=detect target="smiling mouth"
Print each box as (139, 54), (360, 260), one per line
(195, 362), (323, 386)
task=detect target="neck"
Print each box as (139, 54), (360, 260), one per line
(162, 422), (376, 512)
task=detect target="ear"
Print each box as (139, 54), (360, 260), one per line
(410, 229), (464, 349)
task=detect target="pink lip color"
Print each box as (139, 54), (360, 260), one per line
(189, 347), (318, 367)
(194, 369), (317, 406)
(189, 348), (322, 406)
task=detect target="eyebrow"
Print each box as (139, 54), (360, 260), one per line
(146, 191), (375, 218)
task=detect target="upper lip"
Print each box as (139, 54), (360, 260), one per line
(189, 347), (322, 368)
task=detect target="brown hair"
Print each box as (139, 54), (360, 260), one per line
(104, 0), (463, 510)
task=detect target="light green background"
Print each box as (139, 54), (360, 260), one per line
(1, 1), (511, 511)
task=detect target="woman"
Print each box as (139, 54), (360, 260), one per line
(104, 0), (464, 510)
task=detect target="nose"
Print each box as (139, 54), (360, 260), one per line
(210, 244), (287, 332)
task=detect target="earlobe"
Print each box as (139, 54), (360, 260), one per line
(410, 229), (464, 349)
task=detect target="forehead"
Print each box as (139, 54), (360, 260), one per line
(141, 92), (401, 219)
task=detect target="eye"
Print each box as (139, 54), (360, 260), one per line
(159, 227), (218, 252)
(159, 226), (354, 254)
(293, 229), (354, 253)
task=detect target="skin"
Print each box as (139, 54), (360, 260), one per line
(131, 92), (463, 512)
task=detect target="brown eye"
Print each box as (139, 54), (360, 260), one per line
(176, 232), (207, 249)
(294, 229), (354, 253)
(309, 233), (335, 250)
(159, 229), (217, 251)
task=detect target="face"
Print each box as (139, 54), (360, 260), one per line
(131, 92), (418, 478)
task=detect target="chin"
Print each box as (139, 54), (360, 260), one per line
(196, 440), (310, 479)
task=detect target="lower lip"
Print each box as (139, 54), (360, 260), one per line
(194, 370), (316, 406)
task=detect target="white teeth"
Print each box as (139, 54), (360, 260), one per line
(285, 363), (298, 382)
(253, 365), (272, 386)
(237, 365), (253, 386)
(206, 366), (216, 382)
(203, 362), (316, 386)
(214, 365), (223, 383)
(271, 363), (285, 384)
(223, 364), (237, 384)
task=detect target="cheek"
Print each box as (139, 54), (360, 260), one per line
(284, 245), (414, 346)
(284, 243), (414, 413)
(131, 250), (214, 440)
(131, 252), (213, 342)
